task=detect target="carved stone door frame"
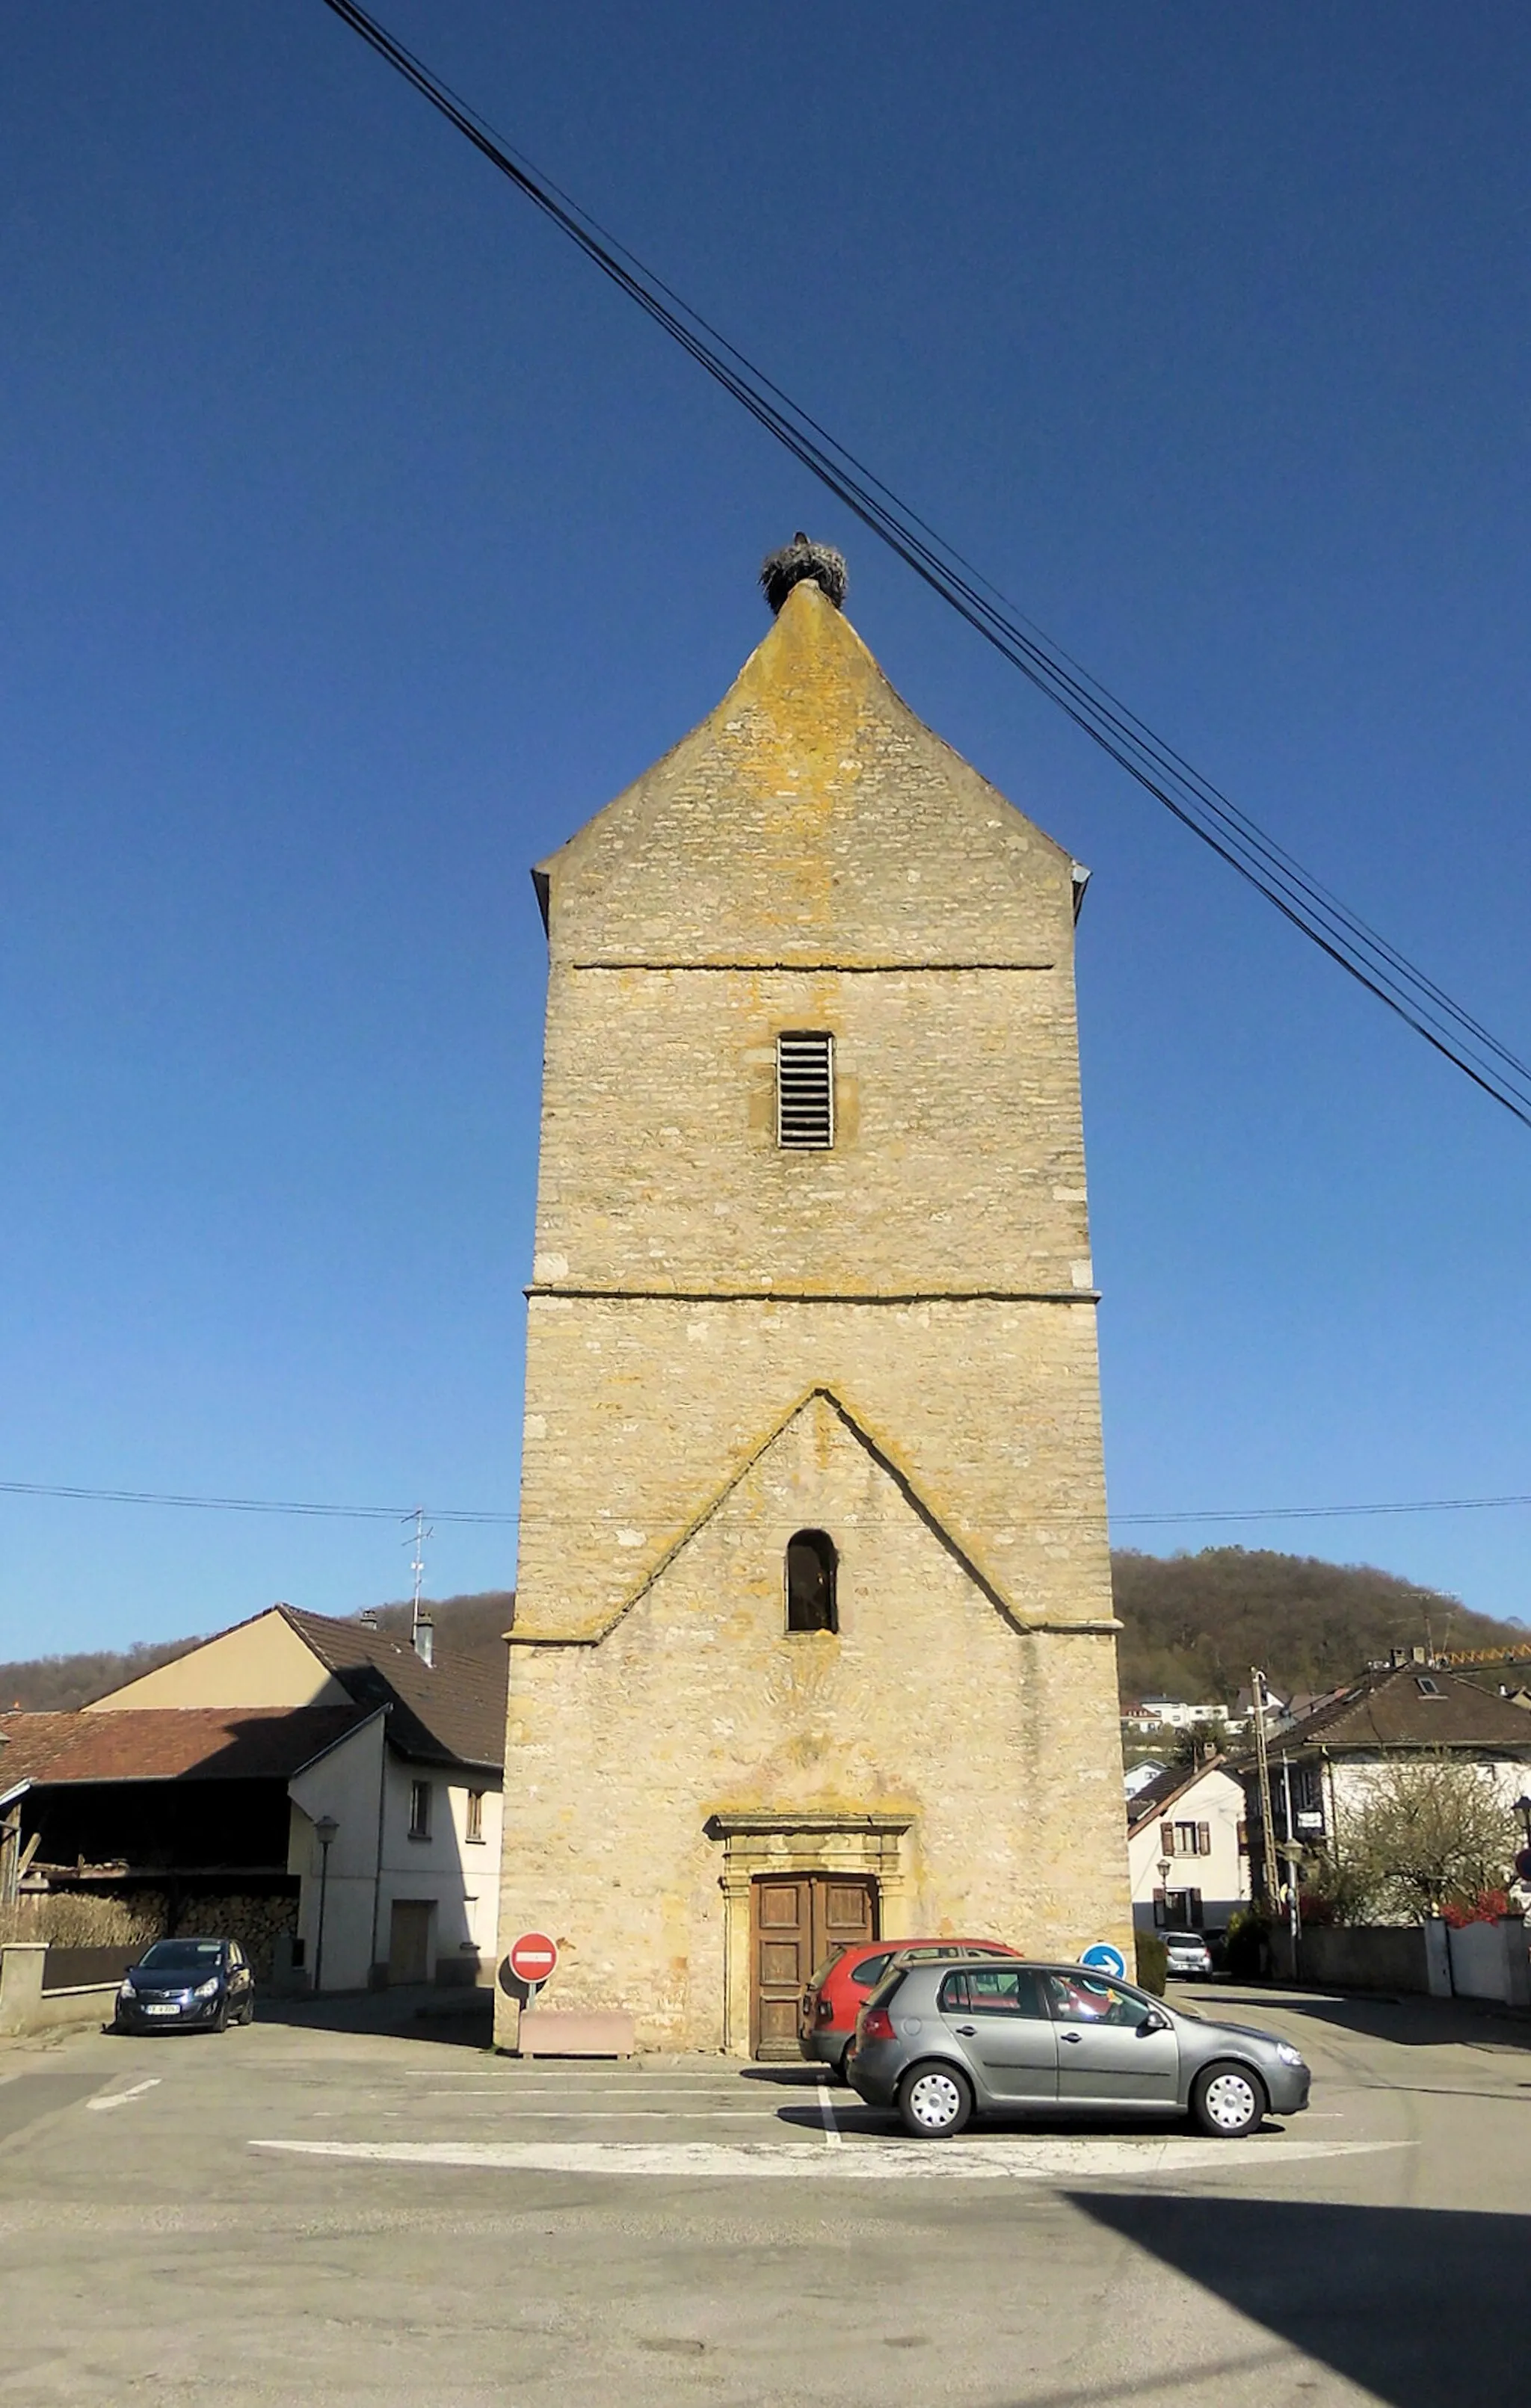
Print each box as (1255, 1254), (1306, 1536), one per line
(706, 1811), (914, 2059)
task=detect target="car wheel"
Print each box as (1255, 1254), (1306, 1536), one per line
(212, 1998), (230, 2034)
(898, 2062), (973, 2139)
(242, 1996), (256, 2025)
(1189, 2061), (1266, 2139)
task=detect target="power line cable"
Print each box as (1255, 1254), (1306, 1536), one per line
(315, 0), (1531, 1128)
(3, 1474), (1530, 1528)
(0, 1478), (514, 1525)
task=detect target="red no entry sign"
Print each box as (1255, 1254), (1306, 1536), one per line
(509, 1931), (558, 1983)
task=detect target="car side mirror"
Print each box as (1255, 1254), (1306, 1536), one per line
(1139, 2010), (1170, 2035)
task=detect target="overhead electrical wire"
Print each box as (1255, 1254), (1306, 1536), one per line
(315, 0), (1531, 1129)
(3, 1475), (1530, 1529)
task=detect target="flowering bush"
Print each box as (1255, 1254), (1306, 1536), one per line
(1442, 1888), (1510, 1927)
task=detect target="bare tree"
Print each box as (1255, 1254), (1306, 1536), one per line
(1334, 1755), (1518, 1921)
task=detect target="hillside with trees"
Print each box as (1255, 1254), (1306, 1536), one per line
(4, 1558), (1524, 1717)
(1112, 1548), (1527, 1705)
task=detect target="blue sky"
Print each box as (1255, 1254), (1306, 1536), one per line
(3, 1), (1529, 1655)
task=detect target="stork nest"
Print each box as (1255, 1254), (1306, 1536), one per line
(760, 534), (848, 614)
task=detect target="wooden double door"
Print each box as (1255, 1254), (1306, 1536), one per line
(751, 1872), (878, 2058)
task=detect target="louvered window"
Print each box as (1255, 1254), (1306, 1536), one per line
(777, 1031), (834, 1149)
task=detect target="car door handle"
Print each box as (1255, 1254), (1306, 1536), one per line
(1060, 2031), (1083, 2044)
(953, 2024), (977, 2036)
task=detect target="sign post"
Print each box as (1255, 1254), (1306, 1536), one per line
(508, 1930), (559, 2004)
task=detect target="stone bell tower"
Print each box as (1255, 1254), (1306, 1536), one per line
(496, 539), (1130, 2054)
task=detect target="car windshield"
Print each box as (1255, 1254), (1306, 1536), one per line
(138, 1942), (222, 1971)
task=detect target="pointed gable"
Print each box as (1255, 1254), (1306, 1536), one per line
(515, 1386), (1031, 1646)
(536, 578), (1078, 967)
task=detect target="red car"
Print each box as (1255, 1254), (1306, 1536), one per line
(800, 1936), (1021, 2078)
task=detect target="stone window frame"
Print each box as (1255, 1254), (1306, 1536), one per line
(784, 1528), (839, 1635)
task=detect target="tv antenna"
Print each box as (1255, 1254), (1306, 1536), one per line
(404, 1506), (434, 1663)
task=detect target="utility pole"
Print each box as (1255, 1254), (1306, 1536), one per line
(1250, 1667), (1281, 1915)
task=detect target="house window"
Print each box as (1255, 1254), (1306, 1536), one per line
(466, 1789), (485, 1844)
(785, 1529), (838, 1633)
(408, 1780), (432, 1841)
(777, 1032), (834, 1149)
(1162, 1820), (1211, 1858)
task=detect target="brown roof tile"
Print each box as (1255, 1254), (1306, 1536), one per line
(1266, 1663), (1531, 1759)
(0, 1705), (372, 1786)
(279, 1608), (506, 1771)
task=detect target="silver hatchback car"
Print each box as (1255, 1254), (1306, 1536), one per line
(845, 1954), (1310, 2139)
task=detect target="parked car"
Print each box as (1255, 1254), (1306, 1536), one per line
(1162, 1930), (1214, 1979)
(800, 1936), (1020, 2079)
(845, 1952), (1309, 2140)
(114, 1938), (255, 2034)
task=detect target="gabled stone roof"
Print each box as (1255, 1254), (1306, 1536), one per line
(533, 576), (1078, 969)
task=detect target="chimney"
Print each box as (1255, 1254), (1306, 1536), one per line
(358, 1608), (379, 1631)
(413, 1613), (434, 1669)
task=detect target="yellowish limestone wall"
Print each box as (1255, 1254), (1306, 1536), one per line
(498, 1398), (1129, 2053)
(497, 573), (1132, 2049)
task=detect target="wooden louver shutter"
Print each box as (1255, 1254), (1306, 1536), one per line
(777, 1032), (834, 1148)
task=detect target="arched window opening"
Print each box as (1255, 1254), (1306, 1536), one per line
(785, 1529), (838, 1634)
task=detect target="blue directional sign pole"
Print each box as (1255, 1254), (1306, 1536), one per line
(1079, 1942), (1127, 1981)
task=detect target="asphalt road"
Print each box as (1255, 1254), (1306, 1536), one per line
(1, 1981), (1527, 2406)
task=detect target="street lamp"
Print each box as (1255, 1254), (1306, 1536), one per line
(1157, 1855), (1174, 1930)
(312, 1815), (339, 1995)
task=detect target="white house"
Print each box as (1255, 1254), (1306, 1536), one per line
(1127, 1758), (1250, 1937)
(1250, 1660), (1531, 1895)
(0, 1604), (506, 1993)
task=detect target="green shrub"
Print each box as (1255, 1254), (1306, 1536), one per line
(1224, 1907), (1270, 1979)
(1134, 1933), (1168, 1995)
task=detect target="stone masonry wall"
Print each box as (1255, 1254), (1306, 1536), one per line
(514, 1294), (1112, 1640)
(498, 1396), (1130, 2051)
(498, 572), (1133, 2048)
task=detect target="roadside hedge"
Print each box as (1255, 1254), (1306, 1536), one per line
(1134, 1933), (1168, 1995)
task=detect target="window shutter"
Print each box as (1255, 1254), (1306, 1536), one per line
(1160, 1819), (1175, 1856)
(777, 1032), (834, 1148)
(1197, 1822), (1211, 1856)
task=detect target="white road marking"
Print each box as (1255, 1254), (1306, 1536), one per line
(253, 2135), (1406, 2183)
(401, 2068), (738, 2079)
(816, 2079), (842, 2148)
(87, 2079), (161, 2113)
(416, 2086), (767, 2098)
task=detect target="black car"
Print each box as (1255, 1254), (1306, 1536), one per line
(114, 1937), (255, 2034)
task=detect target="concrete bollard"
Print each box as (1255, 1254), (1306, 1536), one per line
(0, 1942), (48, 2037)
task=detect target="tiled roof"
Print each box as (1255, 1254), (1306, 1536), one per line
(279, 1608), (507, 1771)
(1126, 1757), (1233, 1831)
(1265, 1663), (1531, 1759)
(0, 1713), (82, 1788)
(0, 1705), (372, 1787)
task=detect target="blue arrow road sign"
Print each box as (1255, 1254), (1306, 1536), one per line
(1079, 1942), (1127, 1980)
